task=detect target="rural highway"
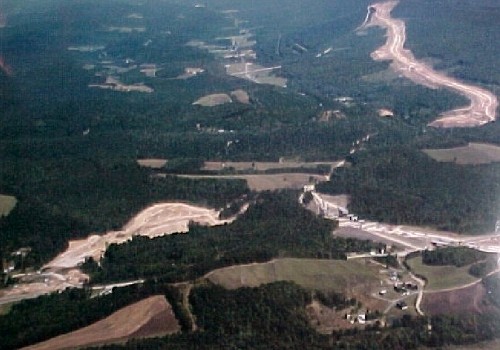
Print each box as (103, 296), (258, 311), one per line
(362, 1), (498, 127)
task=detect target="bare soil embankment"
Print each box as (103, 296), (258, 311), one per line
(1, 202), (244, 304)
(23, 295), (180, 350)
(363, 1), (498, 128)
(46, 202), (239, 270)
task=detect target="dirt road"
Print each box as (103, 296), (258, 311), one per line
(362, 1), (498, 128)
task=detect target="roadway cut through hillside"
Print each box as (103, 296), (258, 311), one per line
(361, 1), (498, 128)
(0, 202), (247, 305)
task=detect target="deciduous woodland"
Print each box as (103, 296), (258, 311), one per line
(1, 0), (499, 348)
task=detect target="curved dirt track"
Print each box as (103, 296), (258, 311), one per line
(363, 1), (498, 128)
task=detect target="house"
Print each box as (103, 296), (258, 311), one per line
(397, 301), (408, 310)
(357, 311), (366, 324)
(405, 282), (418, 291)
(394, 283), (407, 293)
(303, 184), (315, 192)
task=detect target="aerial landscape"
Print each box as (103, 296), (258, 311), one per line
(0, 0), (499, 348)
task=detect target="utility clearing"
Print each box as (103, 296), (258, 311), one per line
(23, 295), (180, 350)
(361, 1), (498, 128)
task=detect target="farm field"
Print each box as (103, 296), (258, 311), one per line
(202, 160), (342, 172)
(443, 339), (500, 350)
(176, 173), (326, 191)
(422, 283), (490, 316)
(423, 143), (500, 165)
(193, 93), (232, 107)
(24, 295), (180, 350)
(0, 195), (17, 217)
(136, 159), (168, 169)
(205, 258), (381, 293)
(406, 256), (477, 291)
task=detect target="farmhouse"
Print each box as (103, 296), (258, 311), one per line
(396, 301), (408, 310)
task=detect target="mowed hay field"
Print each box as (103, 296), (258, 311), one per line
(423, 143), (500, 164)
(205, 258), (381, 292)
(0, 194), (17, 217)
(406, 256), (477, 291)
(24, 296), (180, 350)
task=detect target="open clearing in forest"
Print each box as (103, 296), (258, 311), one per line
(137, 158), (168, 168)
(444, 339), (500, 350)
(406, 256), (477, 291)
(24, 295), (180, 350)
(202, 160), (342, 172)
(176, 173), (326, 191)
(193, 93), (232, 107)
(0, 194), (17, 216)
(205, 258), (381, 292)
(423, 143), (500, 165)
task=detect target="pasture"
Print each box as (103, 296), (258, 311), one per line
(406, 256), (477, 291)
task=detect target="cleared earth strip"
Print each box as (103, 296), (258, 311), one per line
(361, 1), (498, 128)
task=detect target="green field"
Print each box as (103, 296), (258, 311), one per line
(423, 143), (500, 165)
(406, 256), (477, 291)
(206, 258), (381, 292)
(0, 195), (17, 217)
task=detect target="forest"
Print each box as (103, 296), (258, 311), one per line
(422, 247), (489, 267)
(317, 146), (500, 234)
(86, 191), (383, 283)
(1, 0), (500, 348)
(2, 277), (500, 350)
